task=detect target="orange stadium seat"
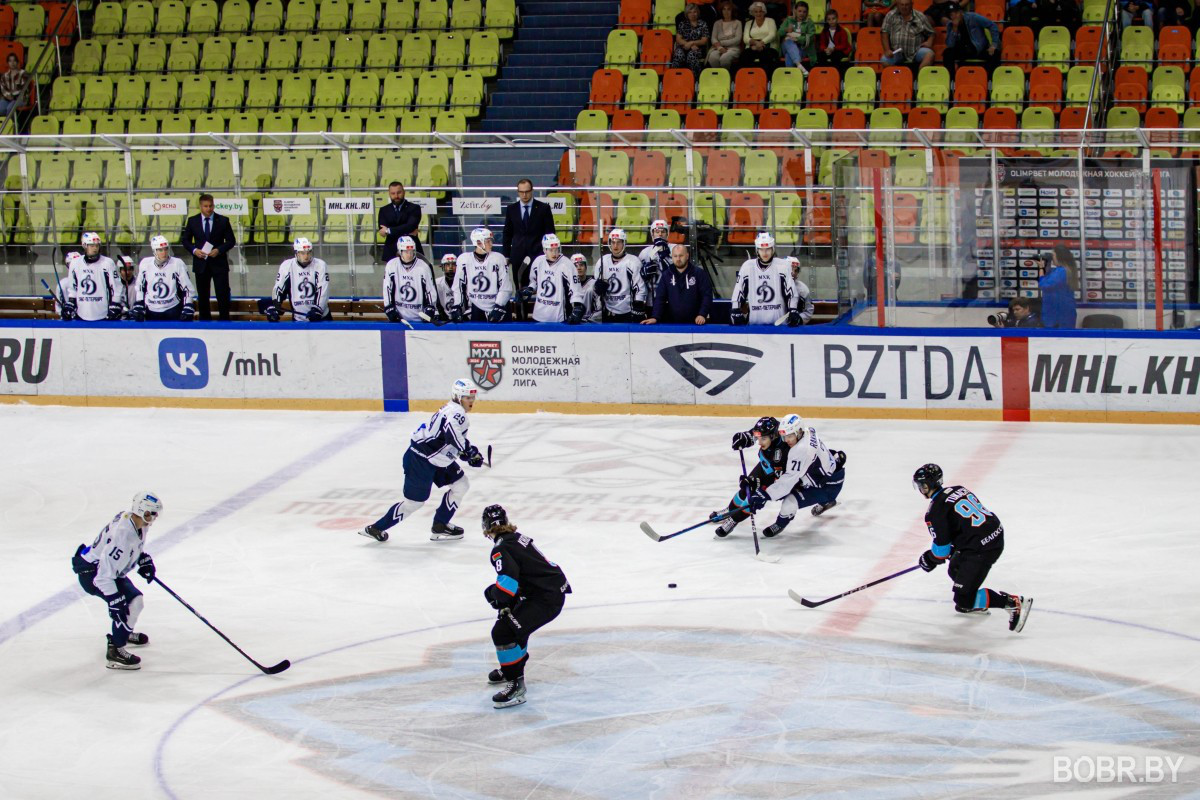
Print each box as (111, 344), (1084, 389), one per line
(758, 107), (792, 152)
(806, 67), (841, 113)
(1028, 66), (1063, 112)
(611, 108), (645, 137)
(589, 69), (624, 115)
(953, 66), (987, 113)
(559, 151), (594, 186)
(880, 66), (913, 110)
(975, 0), (1005, 21)
(1144, 106), (1180, 155)
(907, 106), (941, 130)
(832, 107), (866, 145)
(705, 149), (742, 193)
(577, 192), (615, 244)
(781, 150), (808, 186)
(1003, 27), (1035, 73)
(656, 192), (688, 242)
(661, 68), (695, 112)
(892, 192), (918, 244)
(1158, 26), (1191, 69)
(1074, 27), (1107, 67)
(619, 0), (651, 32)
(683, 108), (718, 142)
(857, 148), (890, 183)
(1190, 67), (1200, 104)
(727, 192), (764, 244)
(855, 28), (885, 71)
(832, 0), (861, 30)
(631, 150), (666, 186)
(732, 67), (768, 114)
(933, 150), (960, 186)
(1113, 65), (1148, 113)
(804, 193), (833, 245)
(0, 6), (13, 38)
(640, 29), (673, 75)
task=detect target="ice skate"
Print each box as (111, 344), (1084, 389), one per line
(430, 522), (464, 541)
(359, 525), (388, 542)
(763, 517), (792, 538)
(713, 518), (736, 539)
(106, 635), (141, 670)
(492, 676), (526, 708)
(811, 501), (838, 517)
(1008, 595), (1033, 633)
(488, 668), (506, 684)
(126, 632), (149, 646)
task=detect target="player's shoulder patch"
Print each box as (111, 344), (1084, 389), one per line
(491, 551), (501, 561)
(518, 534), (532, 547)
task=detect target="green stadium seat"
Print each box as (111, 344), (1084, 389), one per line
(229, 113), (261, 133)
(168, 37), (200, 72)
(318, 0), (349, 30)
(990, 66), (1025, 112)
(1037, 26), (1070, 71)
(156, 0), (187, 36)
(365, 112), (397, 132)
(843, 66), (877, 111)
(63, 115), (94, 135)
(92, 2), (123, 41)
(868, 108), (902, 154)
(767, 67), (805, 115)
(594, 151), (630, 186)
(26, 41), (55, 77)
(1081, 0), (1107, 22)
(692, 191), (725, 233)
(72, 78), (107, 118)
(265, 34), (298, 71)
(127, 114), (159, 134)
(944, 106), (979, 148)
(347, 73), (379, 110)
(434, 110), (466, 133)
(467, 31), (499, 78)
(280, 74), (313, 110)
(275, 154), (307, 188)
(1120, 25), (1153, 67)
(30, 115), (59, 135)
(351, 0), (382, 30)
(399, 32), (432, 75)
(49, 76), (81, 115)
(200, 36), (232, 72)
(646, 108), (680, 141)
(190, 0), (219, 37)
(1065, 66), (1097, 105)
(794, 108), (828, 129)
(212, 75), (245, 111)
(720, 107), (754, 149)
(73, 155), (103, 189)
(696, 68), (730, 112)
(652, 0), (683, 27)
(575, 109), (608, 152)
(417, 69), (449, 110)
(605, 29), (638, 75)
(770, 192), (802, 244)
(313, 72), (345, 108)
(160, 114), (191, 134)
(348, 152), (379, 186)
(299, 34), (331, 69)
(179, 75), (211, 117)
(136, 38), (167, 74)
(245, 75), (279, 116)
(171, 155), (206, 189)
(366, 33), (398, 75)
(73, 40), (103, 74)
(193, 113), (225, 133)
(381, 72), (414, 107)
(220, 0), (251, 35)
(259, 111), (293, 132)
(893, 150), (926, 187)
(915, 66), (949, 113)
(416, 152), (450, 196)
(625, 68), (659, 113)
(113, 75), (145, 117)
(384, 0), (416, 32)
(434, 32), (465, 68)
(334, 34), (364, 68)
(417, 0), (448, 29)
(123, 0), (153, 36)
(450, 70), (484, 116)
(252, 0), (284, 33)
(233, 35), (265, 75)
(286, 0), (316, 32)
(380, 152), (414, 184)
(484, 0), (515, 37)
(1151, 70), (1186, 113)
(329, 112), (362, 133)
(743, 151), (778, 187)
(146, 76), (178, 112)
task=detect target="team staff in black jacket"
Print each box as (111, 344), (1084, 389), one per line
(482, 504), (571, 708)
(641, 244), (713, 325)
(377, 182), (423, 261)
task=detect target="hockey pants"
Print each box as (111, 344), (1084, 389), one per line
(72, 546), (143, 647)
(947, 548), (1007, 612)
(491, 598), (564, 680)
(374, 448), (469, 532)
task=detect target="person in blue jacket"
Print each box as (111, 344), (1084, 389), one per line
(641, 243), (714, 325)
(1038, 244), (1077, 330)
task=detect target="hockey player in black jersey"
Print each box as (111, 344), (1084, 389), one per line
(913, 464), (1032, 633)
(482, 504), (571, 708)
(710, 416), (790, 538)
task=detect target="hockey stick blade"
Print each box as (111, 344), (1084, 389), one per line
(262, 659), (292, 675)
(417, 310), (446, 327)
(788, 589), (819, 607)
(773, 313), (789, 326)
(486, 444), (493, 468)
(757, 552), (781, 564)
(639, 521), (662, 542)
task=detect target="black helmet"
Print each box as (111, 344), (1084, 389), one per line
(751, 416), (780, 439)
(482, 504), (509, 532)
(912, 463), (944, 495)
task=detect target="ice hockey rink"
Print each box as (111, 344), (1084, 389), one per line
(1, 404), (1198, 799)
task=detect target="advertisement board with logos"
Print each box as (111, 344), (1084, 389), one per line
(139, 198), (188, 216)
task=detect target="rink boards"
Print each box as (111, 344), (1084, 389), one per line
(1, 321), (1199, 423)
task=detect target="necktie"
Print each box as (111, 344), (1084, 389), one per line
(203, 216), (211, 239)
(522, 204), (529, 225)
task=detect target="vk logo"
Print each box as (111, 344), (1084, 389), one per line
(158, 337), (209, 390)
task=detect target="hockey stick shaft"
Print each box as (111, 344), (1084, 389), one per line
(789, 565), (921, 608)
(152, 578), (290, 674)
(640, 510), (731, 542)
(739, 450), (765, 558)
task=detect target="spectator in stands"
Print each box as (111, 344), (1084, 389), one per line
(881, 0), (935, 69)
(923, 0), (957, 26)
(671, 4), (711, 75)
(1038, 245), (1077, 329)
(503, 178), (556, 289)
(641, 244), (713, 325)
(817, 9), (854, 73)
(738, 2), (779, 76)
(1160, 0), (1197, 29)
(1006, 0), (1038, 27)
(378, 181), (422, 262)
(707, 2), (744, 68)
(1038, 0), (1082, 30)
(779, 2), (818, 69)
(942, 3), (1000, 75)
(863, 0), (892, 29)
(181, 193), (236, 321)
(1120, 0), (1155, 27)
(0, 54), (27, 117)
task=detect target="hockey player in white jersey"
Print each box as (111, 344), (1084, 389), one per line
(266, 238), (330, 323)
(593, 228), (648, 322)
(116, 255), (137, 317)
(52, 251), (80, 317)
(361, 379), (487, 542)
(573, 253), (602, 323)
(435, 253), (459, 321)
(70, 491), (162, 670)
(731, 232), (802, 326)
(134, 236), (197, 321)
(63, 232), (121, 322)
(520, 234), (584, 324)
(787, 256), (815, 325)
(383, 236), (438, 323)
(744, 413), (847, 537)
(637, 219), (672, 308)
(453, 227), (513, 323)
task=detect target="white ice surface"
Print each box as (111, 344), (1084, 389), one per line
(1, 406), (1199, 800)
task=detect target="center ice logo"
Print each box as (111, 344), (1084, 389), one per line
(467, 340), (504, 390)
(158, 337), (209, 390)
(659, 342), (763, 396)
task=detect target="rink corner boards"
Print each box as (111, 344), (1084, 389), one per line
(2, 321), (1199, 425)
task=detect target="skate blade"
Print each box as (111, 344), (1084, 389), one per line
(1011, 598), (1033, 633)
(493, 694), (527, 708)
(429, 531), (464, 541)
(126, 639), (148, 648)
(357, 528), (388, 542)
(106, 661), (141, 670)
(811, 502), (837, 517)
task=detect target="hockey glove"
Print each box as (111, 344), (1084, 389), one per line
(731, 430), (755, 450)
(484, 584), (507, 610)
(136, 553), (156, 583)
(61, 300), (77, 321)
(746, 489), (769, 513)
(519, 285), (536, 303)
(566, 302), (585, 325)
(463, 444), (485, 468)
(653, 238), (670, 258)
(730, 311), (748, 326)
(306, 305), (325, 323)
(180, 303), (195, 322)
(385, 306), (402, 323)
(107, 302), (123, 321)
(918, 550), (945, 572)
(593, 277), (609, 297)
(265, 303), (281, 323)
(834, 450), (847, 470)
(132, 302), (146, 322)
(451, 306), (465, 323)
(630, 300), (649, 319)
(106, 593), (129, 622)
(787, 309), (804, 327)
(486, 306), (506, 323)
(739, 474), (762, 493)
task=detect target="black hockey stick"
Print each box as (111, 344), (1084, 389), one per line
(739, 450), (779, 563)
(486, 444), (492, 468)
(417, 310), (447, 327)
(640, 510), (731, 542)
(153, 577), (291, 674)
(788, 565), (921, 608)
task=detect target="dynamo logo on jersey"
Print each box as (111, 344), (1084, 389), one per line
(158, 337), (209, 390)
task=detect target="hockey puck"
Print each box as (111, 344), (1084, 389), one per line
(667, 583), (677, 588)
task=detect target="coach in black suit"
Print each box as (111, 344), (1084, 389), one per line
(377, 181), (423, 261)
(181, 193), (237, 321)
(502, 178), (555, 288)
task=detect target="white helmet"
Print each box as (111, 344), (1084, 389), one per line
(150, 235), (170, 251)
(398, 236), (417, 258)
(779, 414), (805, 439)
(81, 232), (101, 247)
(651, 219), (669, 237)
(131, 490), (163, 521)
(451, 378), (478, 402)
(118, 255), (135, 269)
(608, 228), (627, 243)
(787, 256), (800, 269)
(542, 233), (561, 258)
(571, 253), (587, 268)
(441, 253), (458, 266)
(471, 227), (493, 247)
(293, 237), (313, 253)
(64, 250), (82, 265)
(755, 232), (775, 252)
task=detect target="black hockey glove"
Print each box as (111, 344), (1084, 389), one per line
(519, 285), (536, 302)
(450, 305), (464, 323)
(593, 277), (609, 297)
(787, 309), (804, 327)
(107, 302), (123, 321)
(630, 300), (649, 319)
(653, 238), (670, 258)
(180, 303), (195, 322)
(385, 306), (402, 323)
(136, 553), (156, 583)
(834, 450), (847, 470)
(463, 444), (484, 468)
(731, 430), (755, 450)
(484, 584), (513, 611)
(132, 302), (146, 322)
(106, 593), (129, 621)
(486, 306), (506, 323)
(739, 474), (762, 493)
(918, 550), (944, 572)
(746, 489), (769, 513)
(730, 311), (748, 326)
(265, 303), (280, 323)
(61, 300), (77, 321)
(566, 302), (585, 325)
(306, 305), (325, 323)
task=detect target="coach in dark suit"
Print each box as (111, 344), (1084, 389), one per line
(181, 193), (237, 321)
(502, 178), (555, 288)
(377, 181), (422, 261)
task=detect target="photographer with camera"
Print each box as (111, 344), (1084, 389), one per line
(637, 220), (674, 309)
(1038, 245), (1078, 330)
(987, 296), (1041, 329)
(641, 244), (713, 326)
